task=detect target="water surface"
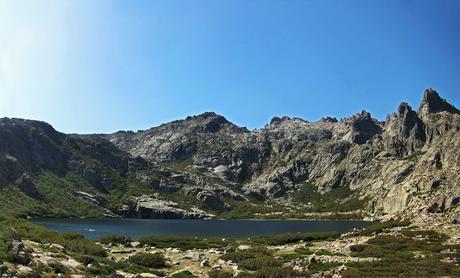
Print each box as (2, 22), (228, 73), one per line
(32, 218), (371, 240)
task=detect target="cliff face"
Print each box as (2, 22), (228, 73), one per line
(1, 89), (459, 220)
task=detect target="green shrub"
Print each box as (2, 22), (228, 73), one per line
(308, 262), (341, 273)
(98, 234), (132, 245)
(139, 236), (227, 250)
(359, 219), (410, 236)
(209, 269), (233, 278)
(74, 254), (97, 265)
(239, 256), (282, 271)
(49, 262), (68, 274)
(253, 266), (310, 278)
(128, 252), (166, 268)
(251, 232), (339, 246)
(171, 270), (196, 278)
(222, 247), (272, 263)
(344, 256), (460, 277)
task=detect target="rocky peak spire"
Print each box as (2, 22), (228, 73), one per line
(397, 102), (412, 116)
(418, 88), (460, 120)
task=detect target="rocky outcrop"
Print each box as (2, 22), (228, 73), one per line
(8, 229), (31, 265)
(15, 172), (42, 199)
(383, 102), (425, 156)
(123, 195), (213, 219)
(418, 88), (460, 121)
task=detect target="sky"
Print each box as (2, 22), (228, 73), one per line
(0, 0), (459, 134)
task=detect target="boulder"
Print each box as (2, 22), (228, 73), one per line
(8, 229), (31, 265)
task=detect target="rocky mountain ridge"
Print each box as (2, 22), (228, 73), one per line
(1, 89), (459, 221)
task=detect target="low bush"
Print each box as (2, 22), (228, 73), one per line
(251, 232), (339, 246)
(253, 266), (310, 278)
(208, 269), (233, 278)
(222, 247), (272, 263)
(139, 236), (227, 250)
(171, 270), (196, 278)
(308, 262), (342, 273)
(98, 234), (132, 245)
(343, 256), (460, 277)
(239, 256), (282, 271)
(128, 252), (167, 268)
(359, 219), (410, 236)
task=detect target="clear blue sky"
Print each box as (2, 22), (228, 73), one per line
(1, 0), (459, 133)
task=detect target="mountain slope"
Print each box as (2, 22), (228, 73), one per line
(1, 89), (459, 221)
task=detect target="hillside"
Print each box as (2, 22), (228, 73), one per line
(1, 89), (459, 222)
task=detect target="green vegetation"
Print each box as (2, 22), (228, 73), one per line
(221, 247), (309, 277)
(171, 270), (197, 278)
(345, 229), (460, 277)
(358, 219), (411, 236)
(139, 235), (228, 250)
(0, 217), (105, 267)
(163, 157), (194, 170)
(293, 181), (367, 212)
(128, 252), (167, 268)
(308, 262), (342, 273)
(209, 269), (233, 278)
(280, 247), (313, 261)
(98, 234), (132, 245)
(217, 199), (285, 219)
(0, 172), (110, 218)
(222, 247), (273, 262)
(250, 231), (339, 246)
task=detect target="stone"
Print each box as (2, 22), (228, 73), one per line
(49, 243), (66, 252)
(16, 265), (36, 277)
(130, 241), (141, 248)
(8, 229), (30, 265)
(200, 259), (210, 267)
(237, 245), (251, 250)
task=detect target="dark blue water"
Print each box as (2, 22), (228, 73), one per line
(32, 218), (371, 240)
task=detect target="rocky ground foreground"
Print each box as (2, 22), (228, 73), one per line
(2, 214), (459, 278)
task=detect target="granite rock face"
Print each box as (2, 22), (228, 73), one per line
(101, 89), (460, 218)
(1, 89), (459, 220)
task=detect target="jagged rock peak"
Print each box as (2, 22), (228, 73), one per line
(185, 112), (227, 121)
(397, 102), (414, 116)
(269, 116), (291, 125)
(418, 88), (460, 117)
(181, 112), (247, 133)
(319, 117), (338, 123)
